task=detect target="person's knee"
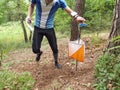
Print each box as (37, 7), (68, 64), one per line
(32, 48), (40, 54)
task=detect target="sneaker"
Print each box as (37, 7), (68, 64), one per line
(55, 63), (62, 69)
(36, 51), (43, 62)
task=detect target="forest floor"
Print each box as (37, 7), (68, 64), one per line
(2, 35), (108, 90)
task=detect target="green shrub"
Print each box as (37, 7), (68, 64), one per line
(108, 35), (120, 54)
(84, 0), (115, 31)
(94, 53), (120, 90)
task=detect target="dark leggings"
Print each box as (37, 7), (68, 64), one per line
(32, 26), (58, 55)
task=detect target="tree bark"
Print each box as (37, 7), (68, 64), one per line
(70, 0), (85, 41)
(17, 0), (28, 43)
(107, 0), (120, 54)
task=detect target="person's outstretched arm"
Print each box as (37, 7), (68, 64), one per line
(64, 6), (85, 23)
(26, 4), (35, 23)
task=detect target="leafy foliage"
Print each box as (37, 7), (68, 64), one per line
(108, 36), (120, 54)
(0, 0), (28, 24)
(94, 34), (120, 89)
(0, 0), (115, 31)
(94, 53), (120, 90)
(84, 0), (115, 31)
(111, 36), (120, 44)
(54, 0), (75, 34)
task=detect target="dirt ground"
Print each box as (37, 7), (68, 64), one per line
(2, 37), (106, 90)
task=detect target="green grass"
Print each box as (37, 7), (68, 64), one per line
(90, 34), (103, 44)
(0, 22), (32, 55)
(0, 22), (35, 90)
(0, 70), (35, 90)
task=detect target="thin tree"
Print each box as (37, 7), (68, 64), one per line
(70, 0), (85, 41)
(17, 0), (28, 42)
(107, 0), (120, 54)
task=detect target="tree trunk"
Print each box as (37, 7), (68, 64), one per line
(17, 0), (28, 43)
(29, 31), (32, 41)
(107, 0), (120, 54)
(70, 0), (85, 41)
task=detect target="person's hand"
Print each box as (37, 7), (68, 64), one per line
(26, 16), (32, 24)
(75, 16), (85, 23)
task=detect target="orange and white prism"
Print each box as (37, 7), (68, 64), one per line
(68, 39), (85, 62)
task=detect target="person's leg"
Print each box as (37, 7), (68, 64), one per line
(45, 28), (61, 69)
(32, 26), (44, 61)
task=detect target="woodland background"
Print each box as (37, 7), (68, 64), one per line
(1, 0), (120, 90)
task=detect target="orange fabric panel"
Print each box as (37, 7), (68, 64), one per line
(69, 45), (84, 62)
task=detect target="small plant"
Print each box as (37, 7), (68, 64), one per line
(108, 35), (120, 54)
(89, 34), (103, 46)
(94, 53), (120, 90)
